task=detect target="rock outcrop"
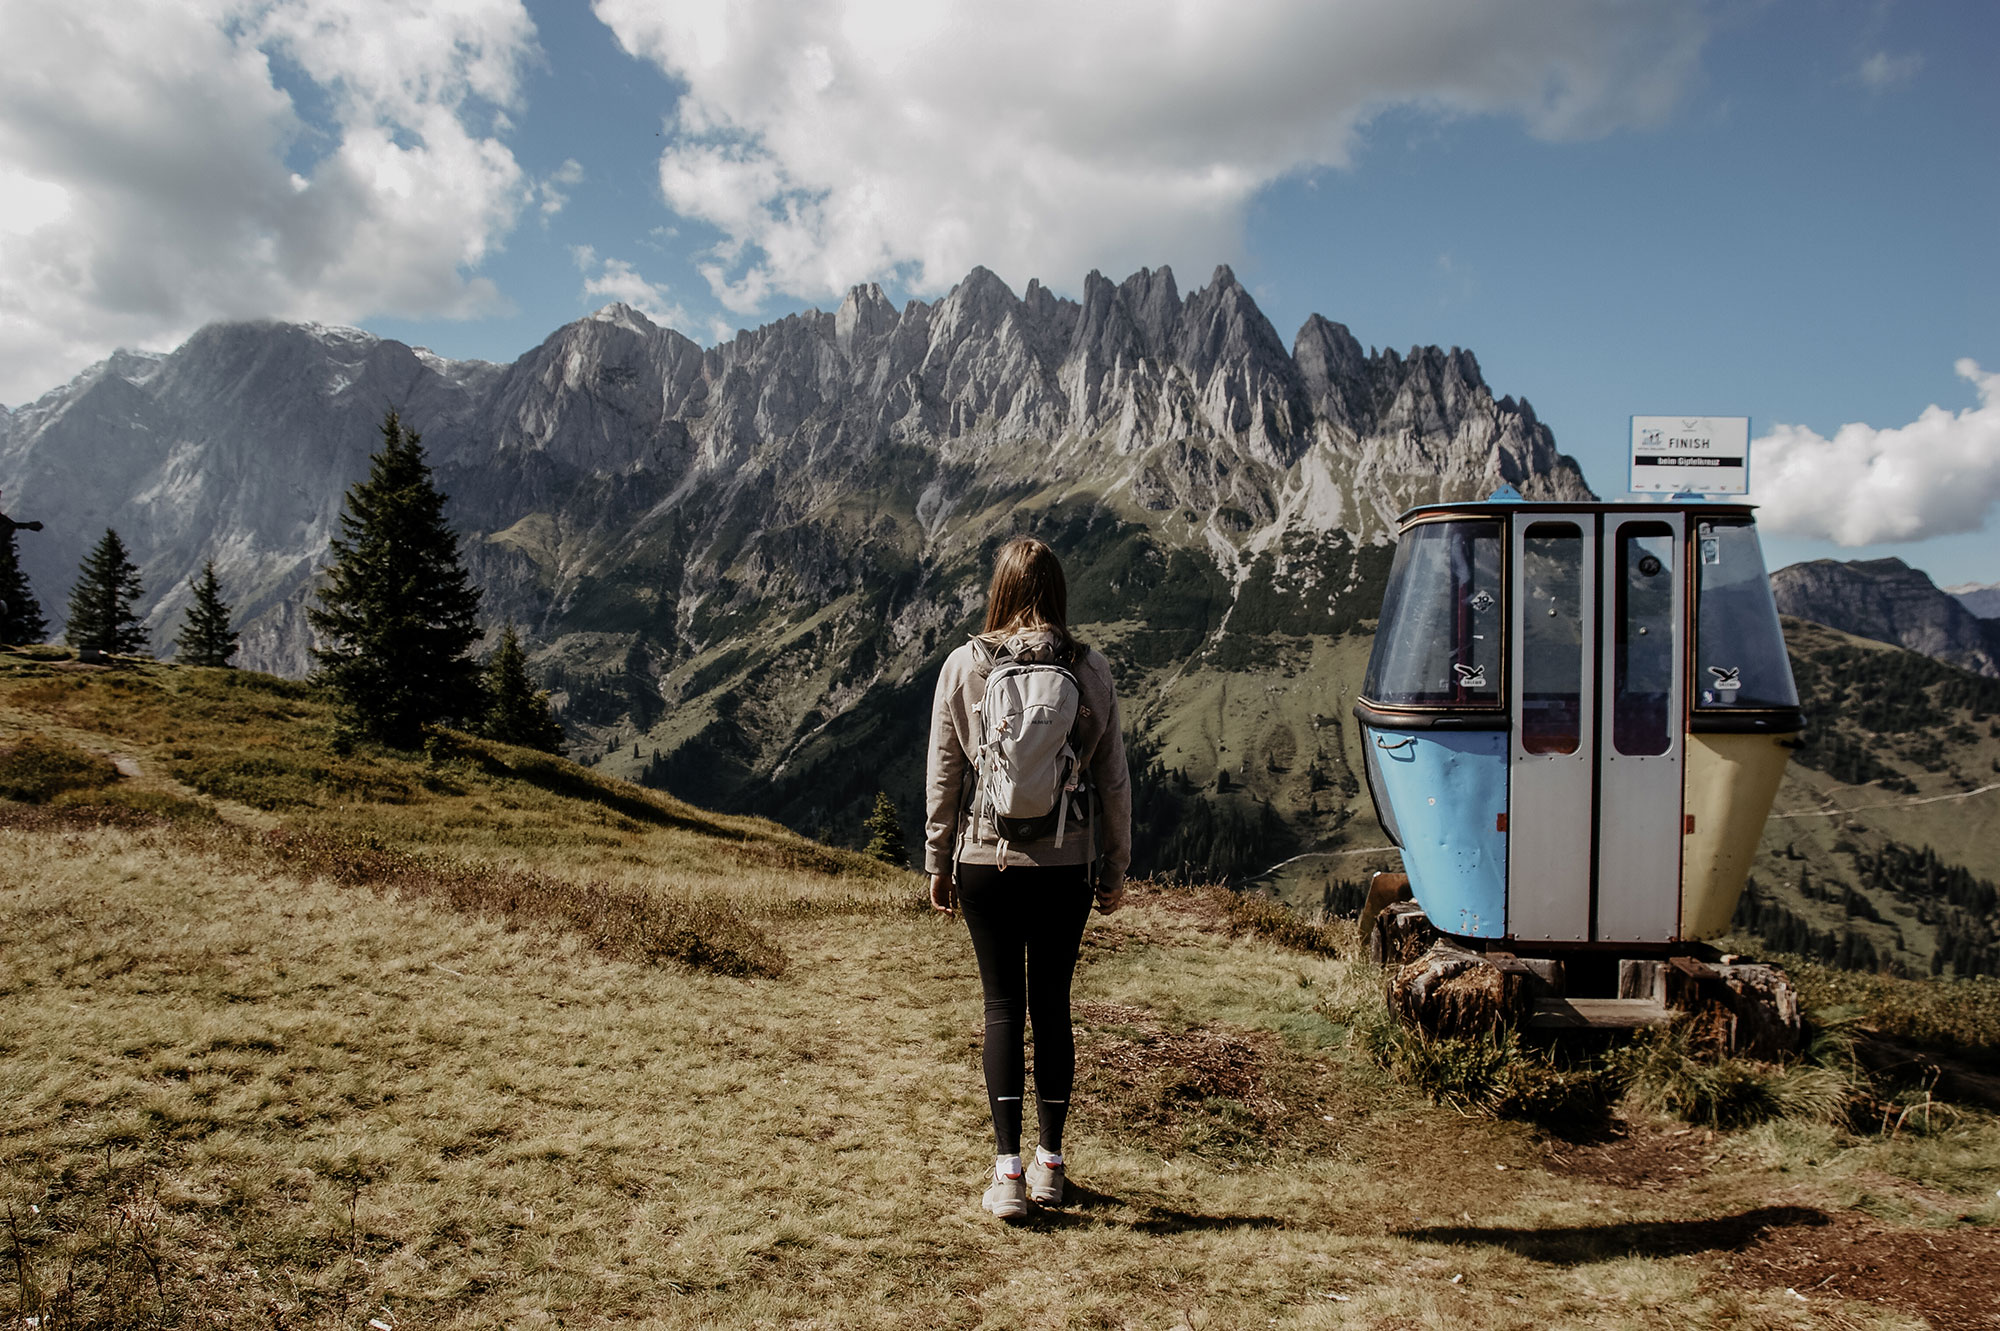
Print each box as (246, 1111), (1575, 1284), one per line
(1772, 558), (2000, 679)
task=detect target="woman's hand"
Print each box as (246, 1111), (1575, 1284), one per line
(929, 873), (956, 915)
(1093, 878), (1126, 915)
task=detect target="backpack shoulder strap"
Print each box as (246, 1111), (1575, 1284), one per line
(967, 634), (1015, 678)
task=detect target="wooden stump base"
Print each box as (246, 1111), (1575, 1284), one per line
(1382, 937), (1804, 1058)
(1366, 894), (1436, 969)
(1387, 942), (1534, 1038)
(1665, 958), (1803, 1060)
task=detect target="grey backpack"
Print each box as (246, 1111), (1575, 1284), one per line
(959, 635), (1091, 865)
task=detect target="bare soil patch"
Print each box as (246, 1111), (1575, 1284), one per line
(1141, 882), (1235, 932)
(1542, 1121), (1717, 1191)
(1070, 1000), (1293, 1156)
(1721, 1211), (2000, 1330)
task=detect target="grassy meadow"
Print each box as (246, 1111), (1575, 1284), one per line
(4, 650), (2000, 1329)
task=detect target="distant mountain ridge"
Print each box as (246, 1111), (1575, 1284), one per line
(1771, 558), (2000, 679)
(1946, 581), (2000, 621)
(0, 263), (1591, 861)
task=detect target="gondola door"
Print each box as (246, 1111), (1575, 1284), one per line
(1595, 513), (1686, 941)
(1507, 520), (1594, 941)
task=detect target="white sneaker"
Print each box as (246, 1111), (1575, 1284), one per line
(1025, 1158), (1065, 1206)
(981, 1168), (1027, 1221)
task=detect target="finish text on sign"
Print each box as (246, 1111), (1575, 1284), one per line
(1629, 415), (1750, 494)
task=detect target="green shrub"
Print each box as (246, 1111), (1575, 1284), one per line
(1791, 962), (2000, 1068)
(1351, 1003), (1863, 1132)
(168, 749), (415, 810)
(48, 786), (216, 822)
(1607, 1024), (1857, 1129)
(0, 735), (118, 803)
(1224, 891), (1344, 956)
(1351, 1005), (1613, 1128)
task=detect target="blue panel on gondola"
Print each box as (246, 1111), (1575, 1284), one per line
(1363, 726), (1508, 938)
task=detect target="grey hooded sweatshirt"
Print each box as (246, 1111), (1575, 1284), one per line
(923, 627), (1132, 884)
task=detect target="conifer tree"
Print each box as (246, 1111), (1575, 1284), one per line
(175, 560), (239, 667)
(309, 409), (483, 747)
(481, 623), (565, 753)
(862, 790), (909, 867)
(0, 520), (47, 646)
(65, 528), (147, 655)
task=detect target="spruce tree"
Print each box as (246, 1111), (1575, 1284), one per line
(862, 790), (909, 867)
(65, 528), (147, 655)
(481, 623), (565, 753)
(175, 560), (239, 667)
(0, 521), (47, 646)
(309, 409), (483, 747)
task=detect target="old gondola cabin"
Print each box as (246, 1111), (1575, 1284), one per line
(1355, 495), (1805, 1045)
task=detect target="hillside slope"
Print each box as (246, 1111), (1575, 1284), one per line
(1728, 619), (2000, 979)
(3, 656), (1999, 1329)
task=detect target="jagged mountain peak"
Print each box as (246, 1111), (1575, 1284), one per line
(1114, 265), (1181, 353)
(929, 265), (1024, 347)
(587, 302), (661, 335)
(2, 260), (1594, 681)
(834, 282), (897, 355)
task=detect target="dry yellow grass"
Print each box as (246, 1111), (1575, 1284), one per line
(8, 823), (1996, 1329)
(2, 655), (1997, 1328)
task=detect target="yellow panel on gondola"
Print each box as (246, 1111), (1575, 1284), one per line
(1679, 731), (1798, 940)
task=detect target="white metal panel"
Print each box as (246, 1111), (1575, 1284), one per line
(1506, 520), (1595, 941)
(1595, 513), (1685, 942)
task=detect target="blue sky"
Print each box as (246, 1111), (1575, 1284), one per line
(1, 0), (1994, 584)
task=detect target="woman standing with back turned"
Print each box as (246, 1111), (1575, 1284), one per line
(925, 535), (1132, 1221)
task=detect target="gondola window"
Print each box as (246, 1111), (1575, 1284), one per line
(1362, 521), (1503, 708)
(1613, 524), (1676, 755)
(1694, 519), (1800, 711)
(1520, 522), (1584, 753)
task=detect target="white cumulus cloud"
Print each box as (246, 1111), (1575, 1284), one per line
(572, 246), (689, 329)
(537, 158), (586, 219)
(1750, 360), (2000, 546)
(0, 0), (538, 405)
(592, 0), (1710, 313)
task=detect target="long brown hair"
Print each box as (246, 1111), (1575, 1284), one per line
(982, 536), (1074, 651)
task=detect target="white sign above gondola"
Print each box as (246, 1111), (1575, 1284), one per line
(1629, 415), (1750, 494)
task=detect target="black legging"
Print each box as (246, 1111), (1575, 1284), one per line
(956, 861), (1094, 1156)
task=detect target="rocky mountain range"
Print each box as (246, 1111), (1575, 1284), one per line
(0, 263), (1591, 867)
(1771, 557), (2000, 680)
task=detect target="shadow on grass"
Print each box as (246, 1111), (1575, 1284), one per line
(1397, 1205), (1828, 1265)
(1019, 1181), (1289, 1234)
